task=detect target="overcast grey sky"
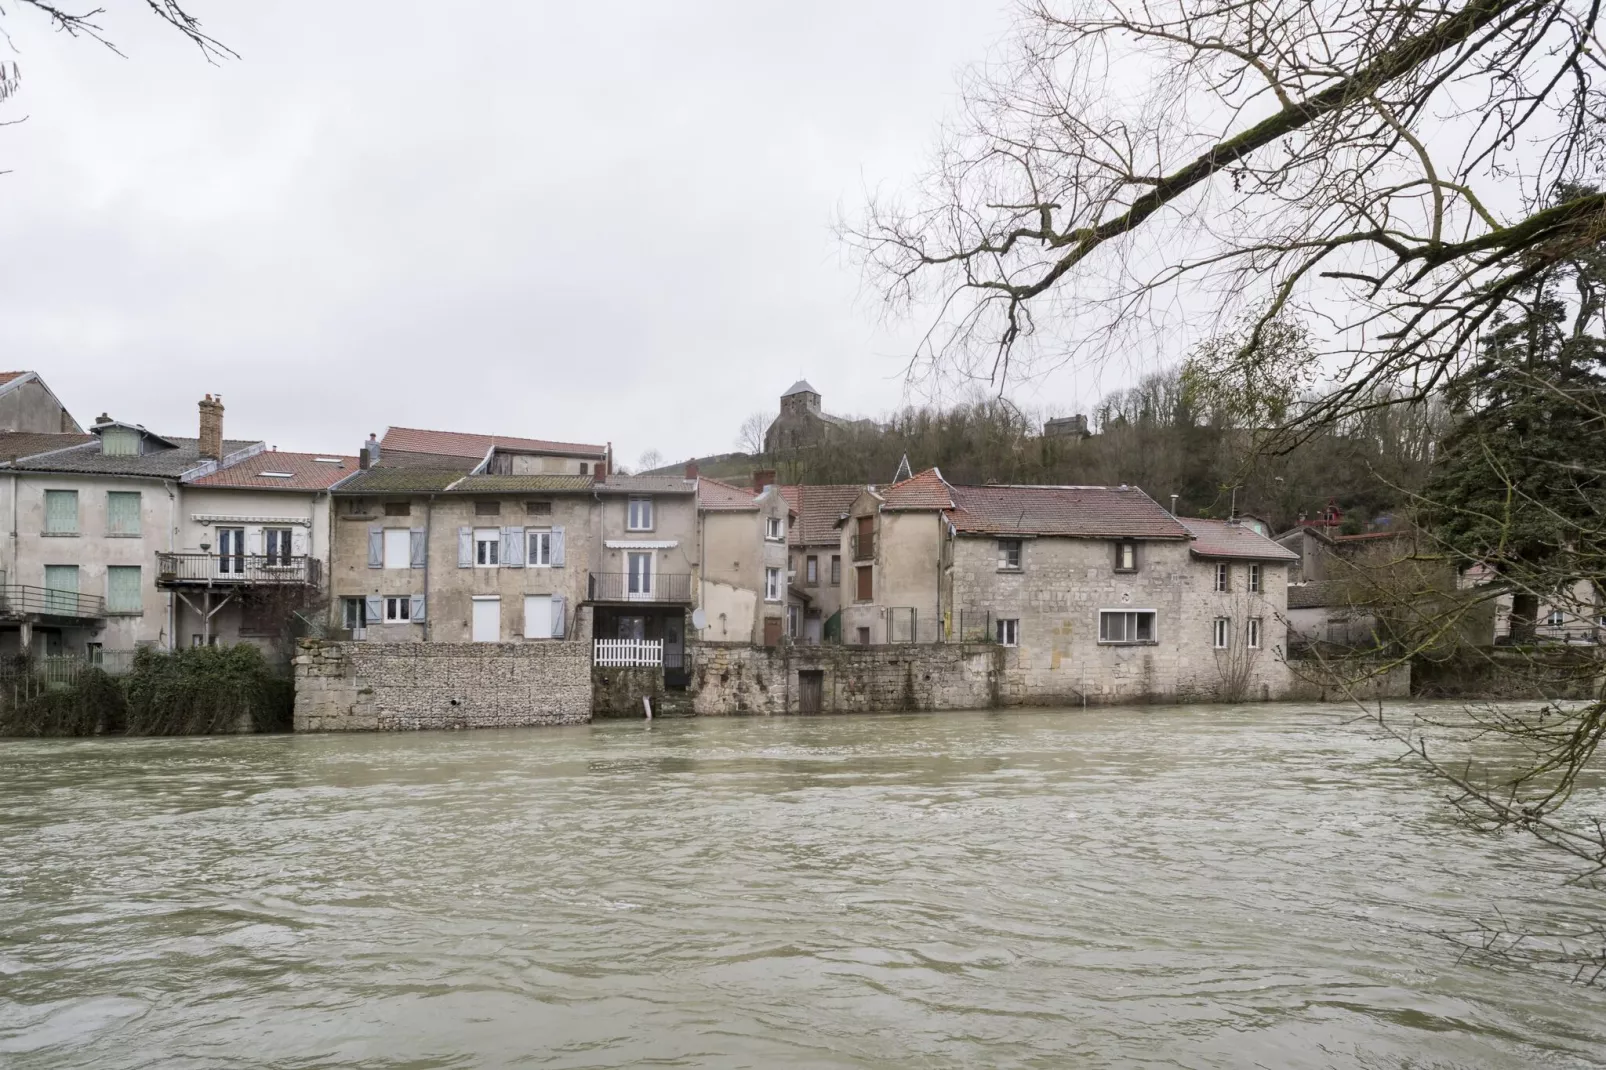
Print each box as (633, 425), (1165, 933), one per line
(0, 0), (1127, 463)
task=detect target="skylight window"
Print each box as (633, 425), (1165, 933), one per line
(260, 472), (294, 479)
(313, 457), (344, 464)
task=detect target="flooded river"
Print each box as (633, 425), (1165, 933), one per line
(2, 703), (1604, 1068)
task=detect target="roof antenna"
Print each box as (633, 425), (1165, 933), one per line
(893, 453), (912, 483)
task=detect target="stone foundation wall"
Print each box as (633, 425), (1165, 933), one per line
(687, 642), (1002, 715)
(294, 640), (592, 731)
(1283, 655), (1412, 702)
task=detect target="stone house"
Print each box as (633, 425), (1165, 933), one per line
(837, 468), (954, 645)
(171, 443), (355, 658)
(762, 380), (872, 453)
(697, 474), (795, 646)
(371, 425), (610, 475)
(779, 482), (860, 643)
(2, 398), (259, 661)
(589, 473), (699, 668)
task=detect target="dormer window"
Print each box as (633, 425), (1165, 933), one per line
(101, 428), (142, 457)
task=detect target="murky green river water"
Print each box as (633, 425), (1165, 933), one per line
(2, 703), (1604, 1068)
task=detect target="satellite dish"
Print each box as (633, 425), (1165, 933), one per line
(691, 608), (707, 630)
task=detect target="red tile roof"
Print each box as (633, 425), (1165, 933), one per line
(381, 426), (607, 460)
(699, 476), (759, 510)
(0, 372), (28, 387)
(778, 484), (864, 544)
(948, 484), (1188, 539)
(1178, 517), (1301, 560)
(880, 468), (955, 510)
(189, 450), (360, 490)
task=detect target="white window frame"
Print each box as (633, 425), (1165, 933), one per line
(1116, 541), (1137, 572)
(1547, 608), (1565, 626)
(1215, 563), (1230, 592)
(995, 618), (1019, 646)
(1247, 617), (1262, 649)
(384, 595), (412, 623)
(765, 516), (784, 541)
(764, 566), (783, 602)
(264, 527), (294, 566)
(626, 551), (653, 597)
(805, 556), (819, 585)
(1098, 609), (1158, 645)
(1248, 563), (1261, 593)
(528, 529), (552, 567)
(382, 527), (411, 570)
(343, 597), (367, 630)
(998, 539), (1022, 571)
(474, 527), (500, 567)
(1212, 617), (1229, 649)
(627, 497), (654, 532)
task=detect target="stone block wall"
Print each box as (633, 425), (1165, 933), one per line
(1283, 655), (1412, 702)
(294, 639), (592, 731)
(687, 641), (1001, 715)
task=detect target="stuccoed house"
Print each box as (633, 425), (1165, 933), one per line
(779, 481), (861, 643)
(326, 427), (609, 645)
(166, 409), (355, 657)
(2, 397), (259, 665)
(696, 472), (798, 647)
(589, 472), (699, 672)
(843, 467), (1298, 702)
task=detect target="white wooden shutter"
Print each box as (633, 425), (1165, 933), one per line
(457, 527), (472, 568)
(551, 526), (565, 567)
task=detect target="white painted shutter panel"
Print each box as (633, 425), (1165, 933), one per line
(246, 528), (261, 555)
(410, 528), (427, 569)
(367, 525), (383, 568)
(291, 528), (309, 556)
(502, 526), (525, 567)
(364, 595), (383, 622)
(551, 526), (565, 567)
(410, 595), (426, 622)
(551, 594), (566, 638)
(457, 527), (472, 568)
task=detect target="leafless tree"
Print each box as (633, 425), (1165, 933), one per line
(6, 1), (233, 61)
(735, 411), (770, 456)
(636, 448), (663, 474)
(850, 0), (1605, 433)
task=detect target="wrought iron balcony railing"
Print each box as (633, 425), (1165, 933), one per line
(586, 572), (693, 604)
(155, 553), (322, 587)
(0, 584), (106, 620)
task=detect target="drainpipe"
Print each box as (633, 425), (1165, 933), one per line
(166, 481), (177, 651)
(423, 493), (434, 642)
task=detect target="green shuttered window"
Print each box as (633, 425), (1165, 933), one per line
(44, 490), (78, 534)
(106, 492), (141, 535)
(107, 566), (142, 614)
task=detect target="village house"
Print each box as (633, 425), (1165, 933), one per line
(368, 425), (610, 475)
(589, 472), (699, 669)
(837, 469), (954, 644)
(696, 472), (796, 646)
(779, 481), (860, 643)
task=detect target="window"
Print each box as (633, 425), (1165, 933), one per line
(855, 565), (873, 602)
(384, 596), (411, 623)
(1248, 618), (1262, 649)
(101, 427), (142, 456)
(766, 517), (784, 541)
(627, 497), (653, 531)
(528, 529), (552, 567)
(579, 462), (589, 475)
(830, 555), (841, 586)
(101, 566), (141, 614)
(995, 618), (1019, 646)
(805, 556), (819, 586)
(523, 594), (553, 639)
(44, 490), (78, 534)
(857, 626), (871, 646)
(192, 634), (219, 648)
(474, 528), (500, 566)
(1212, 617), (1229, 649)
(998, 539), (1022, 570)
(44, 564), (79, 614)
(1548, 608), (1565, 626)
(383, 528), (411, 569)
(787, 604), (801, 638)
(342, 597), (367, 631)
(1099, 609), (1157, 644)
(1248, 563), (1261, 593)
(526, 500), (552, 516)
(106, 491), (141, 535)
(627, 551), (653, 595)
(765, 567), (783, 602)
(475, 501), (500, 517)
(264, 528), (294, 566)
(384, 501), (411, 517)
(1215, 563), (1230, 592)
(1115, 541), (1137, 572)
(217, 527), (246, 573)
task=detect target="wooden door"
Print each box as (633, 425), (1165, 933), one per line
(798, 670), (824, 714)
(763, 617), (782, 647)
(856, 565), (873, 602)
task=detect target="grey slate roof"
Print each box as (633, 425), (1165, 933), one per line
(596, 475), (697, 494)
(447, 474), (595, 494)
(331, 468), (465, 494)
(782, 379), (817, 397)
(1179, 517), (1301, 561)
(10, 437), (261, 479)
(0, 431), (94, 463)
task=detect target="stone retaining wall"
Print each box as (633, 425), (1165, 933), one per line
(687, 642), (1003, 715)
(1282, 655), (1412, 702)
(294, 640), (592, 731)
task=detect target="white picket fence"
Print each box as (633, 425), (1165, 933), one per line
(594, 638), (664, 668)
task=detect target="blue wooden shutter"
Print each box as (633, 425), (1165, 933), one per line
(457, 526), (472, 568)
(551, 594), (566, 638)
(410, 595), (426, 622)
(551, 526), (565, 567)
(410, 528), (427, 569)
(363, 595), (382, 623)
(367, 525), (383, 568)
(502, 526), (525, 567)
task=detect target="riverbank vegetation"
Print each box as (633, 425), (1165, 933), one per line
(0, 645), (292, 738)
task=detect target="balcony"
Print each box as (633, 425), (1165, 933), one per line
(587, 571), (693, 604)
(155, 553), (323, 589)
(0, 584), (105, 622)
(851, 530), (877, 561)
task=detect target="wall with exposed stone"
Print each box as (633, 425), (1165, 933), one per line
(294, 639), (592, 731)
(686, 641), (1001, 715)
(1283, 655), (1412, 702)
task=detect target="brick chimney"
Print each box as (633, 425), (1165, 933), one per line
(753, 469), (776, 492)
(197, 394), (224, 460)
(685, 462), (699, 480)
(593, 458), (607, 482)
